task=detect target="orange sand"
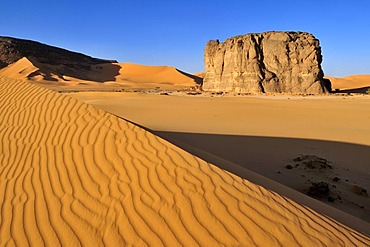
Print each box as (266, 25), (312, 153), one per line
(0, 57), (200, 91)
(70, 92), (370, 229)
(1, 76), (369, 245)
(326, 75), (370, 91)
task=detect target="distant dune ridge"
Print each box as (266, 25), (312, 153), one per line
(0, 37), (202, 90)
(326, 75), (370, 93)
(1, 75), (370, 245)
(0, 56), (201, 90)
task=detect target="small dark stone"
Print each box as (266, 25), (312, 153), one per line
(337, 195), (342, 202)
(285, 165), (293, 170)
(352, 186), (368, 196)
(332, 177), (340, 182)
(327, 196), (335, 202)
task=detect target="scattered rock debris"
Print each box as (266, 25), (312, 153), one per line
(293, 155), (333, 170)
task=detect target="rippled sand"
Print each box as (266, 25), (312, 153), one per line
(1, 76), (369, 245)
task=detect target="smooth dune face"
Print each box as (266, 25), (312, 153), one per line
(0, 57), (39, 79)
(327, 75), (370, 90)
(0, 58), (199, 89)
(116, 63), (196, 85)
(0, 76), (369, 246)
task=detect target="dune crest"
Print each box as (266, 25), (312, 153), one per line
(0, 75), (369, 246)
(0, 57), (81, 83)
(0, 57), (39, 79)
(327, 75), (370, 91)
(116, 63), (198, 86)
(0, 58), (200, 90)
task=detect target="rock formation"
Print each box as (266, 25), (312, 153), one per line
(0, 36), (117, 70)
(203, 31), (328, 94)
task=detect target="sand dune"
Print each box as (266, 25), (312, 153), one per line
(0, 57), (82, 84)
(327, 75), (370, 92)
(1, 75), (369, 245)
(116, 63), (198, 85)
(0, 58), (201, 91)
(70, 92), (370, 229)
(0, 57), (39, 79)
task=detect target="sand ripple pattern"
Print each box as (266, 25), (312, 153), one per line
(0, 76), (369, 246)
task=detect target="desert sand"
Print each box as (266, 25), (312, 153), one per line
(0, 57), (201, 92)
(1, 75), (370, 245)
(327, 75), (370, 93)
(70, 92), (370, 226)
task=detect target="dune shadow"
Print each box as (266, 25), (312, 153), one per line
(154, 131), (370, 174)
(28, 70), (59, 82)
(88, 63), (122, 82)
(176, 69), (203, 85)
(332, 86), (370, 94)
(154, 131), (370, 232)
(28, 57), (121, 83)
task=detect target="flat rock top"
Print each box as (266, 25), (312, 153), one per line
(203, 31), (326, 94)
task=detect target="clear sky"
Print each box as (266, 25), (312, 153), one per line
(1, 0), (369, 76)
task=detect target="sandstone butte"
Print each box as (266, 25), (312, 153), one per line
(203, 31), (329, 94)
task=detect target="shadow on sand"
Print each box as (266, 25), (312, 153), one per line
(176, 69), (203, 85)
(154, 131), (370, 234)
(28, 57), (122, 83)
(332, 86), (370, 94)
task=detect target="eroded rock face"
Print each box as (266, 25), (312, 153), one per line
(203, 32), (327, 94)
(0, 36), (117, 70)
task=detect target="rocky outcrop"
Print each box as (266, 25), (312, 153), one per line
(203, 31), (328, 94)
(0, 36), (117, 70)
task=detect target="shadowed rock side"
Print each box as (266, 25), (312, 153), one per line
(0, 36), (117, 71)
(203, 31), (327, 94)
(0, 75), (369, 246)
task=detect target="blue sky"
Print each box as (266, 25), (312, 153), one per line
(1, 0), (369, 76)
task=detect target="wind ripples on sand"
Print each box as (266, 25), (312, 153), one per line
(0, 75), (369, 246)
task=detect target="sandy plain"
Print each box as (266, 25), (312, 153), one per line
(1, 57), (370, 245)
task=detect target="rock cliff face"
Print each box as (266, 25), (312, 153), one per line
(203, 32), (327, 94)
(0, 36), (117, 70)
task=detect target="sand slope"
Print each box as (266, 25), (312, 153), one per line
(116, 63), (198, 86)
(327, 75), (370, 91)
(0, 57), (39, 80)
(70, 92), (370, 226)
(0, 76), (369, 246)
(0, 58), (200, 90)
